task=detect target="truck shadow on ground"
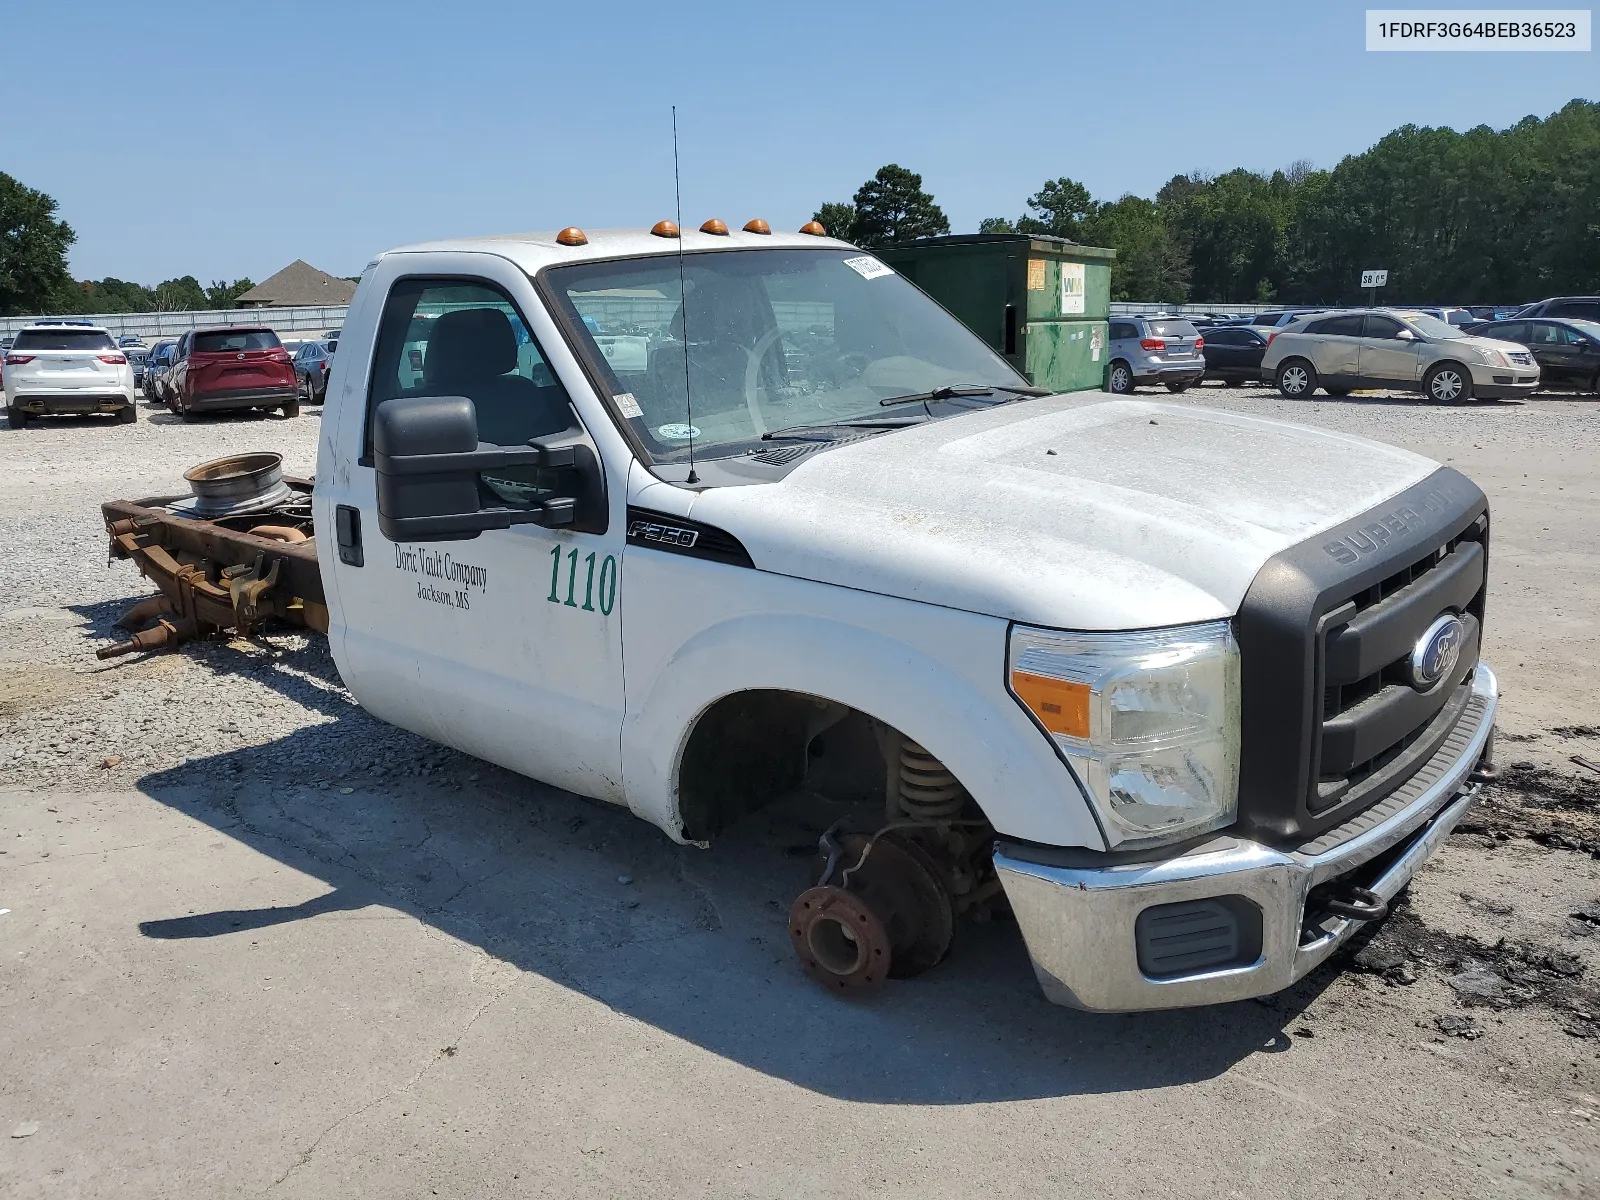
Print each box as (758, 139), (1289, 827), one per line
(107, 626), (1341, 1105)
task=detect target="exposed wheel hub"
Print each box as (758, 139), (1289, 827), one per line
(788, 831), (954, 991)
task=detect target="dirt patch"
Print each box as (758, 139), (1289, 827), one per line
(1553, 725), (1600, 739)
(1344, 898), (1600, 1037)
(1455, 760), (1600, 854)
(0, 656), (185, 720)
(0, 665), (96, 719)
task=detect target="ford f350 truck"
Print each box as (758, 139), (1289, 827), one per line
(108, 222), (1498, 1011)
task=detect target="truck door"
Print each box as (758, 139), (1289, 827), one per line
(1356, 313), (1425, 385)
(315, 258), (627, 803)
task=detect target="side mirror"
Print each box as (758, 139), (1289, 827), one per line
(1396, 329), (1417, 341)
(373, 395), (606, 542)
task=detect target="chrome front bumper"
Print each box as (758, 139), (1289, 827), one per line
(995, 663), (1498, 1012)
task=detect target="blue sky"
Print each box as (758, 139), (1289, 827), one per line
(2, 0), (1593, 285)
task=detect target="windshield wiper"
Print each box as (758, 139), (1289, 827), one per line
(760, 417), (925, 442)
(878, 383), (1052, 408)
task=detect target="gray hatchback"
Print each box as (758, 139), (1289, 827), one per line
(1104, 316), (1205, 394)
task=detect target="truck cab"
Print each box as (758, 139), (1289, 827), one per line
(312, 225), (1496, 1011)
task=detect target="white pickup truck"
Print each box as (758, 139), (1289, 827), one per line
(303, 223), (1496, 1011)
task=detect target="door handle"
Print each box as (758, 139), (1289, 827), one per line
(336, 504), (364, 567)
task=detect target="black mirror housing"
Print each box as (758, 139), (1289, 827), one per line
(373, 395), (606, 542)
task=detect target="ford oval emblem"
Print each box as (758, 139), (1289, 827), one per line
(1409, 613), (1466, 691)
(236, 351), (246, 360)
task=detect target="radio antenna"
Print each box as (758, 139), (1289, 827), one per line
(672, 105), (699, 485)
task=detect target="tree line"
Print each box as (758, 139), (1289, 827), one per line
(818, 99), (1599, 306)
(5, 99), (1595, 315)
(0, 172), (252, 316)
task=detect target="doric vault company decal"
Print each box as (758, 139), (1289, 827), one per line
(393, 544), (489, 611)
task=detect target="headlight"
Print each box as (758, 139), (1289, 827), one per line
(1473, 346), (1509, 367)
(1008, 620), (1240, 848)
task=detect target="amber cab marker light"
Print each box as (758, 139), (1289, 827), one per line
(555, 226), (588, 246)
(743, 219), (772, 234)
(1010, 670), (1091, 739)
(651, 219), (681, 238)
(700, 218), (730, 236)
(799, 220), (827, 236)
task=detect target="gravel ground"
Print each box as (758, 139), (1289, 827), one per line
(2, 385), (1599, 1196)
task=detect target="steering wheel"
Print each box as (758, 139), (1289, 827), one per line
(834, 351), (870, 384)
(740, 327), (789, 437)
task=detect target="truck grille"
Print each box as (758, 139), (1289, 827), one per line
(1233, 468), (1489, 844)
(1314, 519), (1486, 812)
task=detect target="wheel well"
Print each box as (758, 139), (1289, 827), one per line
(675, 690), (893, 843)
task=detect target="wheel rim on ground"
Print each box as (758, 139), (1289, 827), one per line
(1282, 365), (1309, 395)
(1110, 366), (1129, 392)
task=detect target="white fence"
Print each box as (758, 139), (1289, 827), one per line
(1110, 302), (1264, 317)
(0, 305), (351, 340)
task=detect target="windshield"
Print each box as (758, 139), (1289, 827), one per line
(1393, 311), (1466, 339)
(546, 248), (1029, 462)
(13, 329), (115, 351)
(193, 329), (281, 353)
(1146, 320), (1198, 338)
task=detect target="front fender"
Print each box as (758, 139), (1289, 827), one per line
(619, 586), (1105, 850)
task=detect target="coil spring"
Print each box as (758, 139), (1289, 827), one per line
(895, 740), (967, 820)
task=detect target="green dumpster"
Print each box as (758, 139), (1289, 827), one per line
(876, 234), (1115, 394)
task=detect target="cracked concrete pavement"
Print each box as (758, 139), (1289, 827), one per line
(2, 387), (1599, 1197)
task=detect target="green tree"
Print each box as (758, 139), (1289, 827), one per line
(0, 172), (76, 316)
(812, 201), (857, 241)
(847, 165), (950, 248)
(1157, 169), (1302, 303)
(154, 275), (208, 311)
(1081, 196), (1190, 303)
(74, 278), (158, 313)
(1018, 177), (1094, 239)
(978, 216), (1015, 234)
(206, 278), (255, 308)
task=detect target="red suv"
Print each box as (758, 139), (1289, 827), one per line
(168, 327), (299, 420)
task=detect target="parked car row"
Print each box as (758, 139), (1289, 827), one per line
(1102, 293), (1600, 399)
(1262, 309), (1538, 402)
(1102, 306), (1559, 402)
(4, 322), (317, 428)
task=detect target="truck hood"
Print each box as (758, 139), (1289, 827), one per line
(685, 396), (1441, 629)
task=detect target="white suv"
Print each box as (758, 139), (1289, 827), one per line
(4, 321), (137, 428)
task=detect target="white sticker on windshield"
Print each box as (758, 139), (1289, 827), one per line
(614, 391), (644, 418)
(657, 423), (701, 441)
(842, 255), (895, 280)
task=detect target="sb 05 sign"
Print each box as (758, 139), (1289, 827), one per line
(1361, 269), (1389, 288)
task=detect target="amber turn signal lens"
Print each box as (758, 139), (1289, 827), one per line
(555, 226), (588, 246)
(699, 218), (730, 235)
(743, 219), (771, 234)
(1011, 671), (1090, 739)
(651, 220), (681, 238)
(799, 220), (827, 236)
